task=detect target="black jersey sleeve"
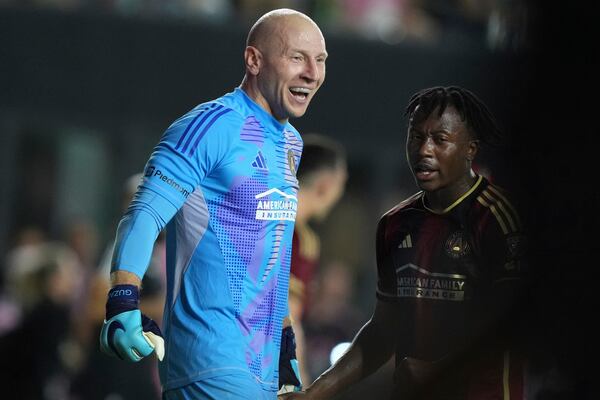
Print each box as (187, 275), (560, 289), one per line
(479, 188), (527, 287)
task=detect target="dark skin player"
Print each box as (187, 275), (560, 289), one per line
(281, 86), (525, 400)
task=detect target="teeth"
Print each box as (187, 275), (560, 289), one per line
(290, 87), (310, 94)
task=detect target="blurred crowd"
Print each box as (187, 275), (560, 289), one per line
(0, 0), (534, 50)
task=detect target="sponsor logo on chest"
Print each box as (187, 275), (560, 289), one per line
(255, 188), (297, 221)
(395, 263), (466, 302)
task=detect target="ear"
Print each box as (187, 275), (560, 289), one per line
(244, 46), (262, 76)
(466, 139), (479, 161)
(313, 172), (334, 198)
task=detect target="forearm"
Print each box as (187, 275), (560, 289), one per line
(110, 270), (142, 287)
(304, 319), (394, 399)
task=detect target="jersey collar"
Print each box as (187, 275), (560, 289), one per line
(422, 175), (484, 215)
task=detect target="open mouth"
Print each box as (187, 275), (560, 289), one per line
(413, 164), (437, 180)
(289, 87), (310, 101)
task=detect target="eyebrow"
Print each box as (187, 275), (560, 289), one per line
(409, 128), (450, 134)
(289, 48), (328, 58)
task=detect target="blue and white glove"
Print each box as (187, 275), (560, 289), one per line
(277, 326), (303, 394)
(99, 284), (164, 362)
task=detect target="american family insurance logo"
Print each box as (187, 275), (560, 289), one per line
(255, 188), (297, 221)
(395, 263), (466, 302)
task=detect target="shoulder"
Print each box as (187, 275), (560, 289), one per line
(474, 180), (523, 235)
(376, 192), (423, 238)
(381, 191), (424, 221)
(164, 98), (247, 149)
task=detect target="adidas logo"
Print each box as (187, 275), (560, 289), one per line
(398, 234), (412, 249)
(252, 151), (268, 170)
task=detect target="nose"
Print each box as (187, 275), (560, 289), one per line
(417, 136), (434, 157)
(302, 58), (321, 82)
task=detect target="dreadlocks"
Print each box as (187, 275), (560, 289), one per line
(405, 86), (503, 147)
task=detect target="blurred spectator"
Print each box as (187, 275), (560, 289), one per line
(336, 0), (440, 44)
(0, 225), (48, 334)
(12, 224), (48, 248)
(0, 241), (81, 400)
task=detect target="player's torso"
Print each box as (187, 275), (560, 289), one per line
(161, 91), (302, 392)
(381, 197), (489, 359)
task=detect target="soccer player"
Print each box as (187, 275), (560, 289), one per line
(287, 133), (347, 384)
(281, 86), (528, 400)
(98, 8), (328, 400)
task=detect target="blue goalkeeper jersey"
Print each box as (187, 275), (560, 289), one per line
(110, 87), (303, 393)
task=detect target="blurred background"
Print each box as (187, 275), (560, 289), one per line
(0, 0), (595, 399)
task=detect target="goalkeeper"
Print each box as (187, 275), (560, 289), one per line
(99, 8), (329, 400)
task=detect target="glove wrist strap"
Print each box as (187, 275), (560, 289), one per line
(106, 284), (140, 319)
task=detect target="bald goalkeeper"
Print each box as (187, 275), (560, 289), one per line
(97, 9), (328, 400)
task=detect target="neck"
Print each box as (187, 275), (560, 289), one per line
(239, 77), (287, 124)
(425, 172), (478, 213)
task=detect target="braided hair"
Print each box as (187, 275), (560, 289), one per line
(404, 86), (503, 147)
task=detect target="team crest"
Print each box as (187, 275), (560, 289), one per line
(444, 230), (471, 259)
(287, 149), (297, 176)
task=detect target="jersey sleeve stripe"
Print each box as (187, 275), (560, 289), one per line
(187, 108), (233, 156)
(487, 185), (523, 228)
(476, 195), (510, 234)
(503, 351), (510, 400)
(481, 190), (518, 232)
(175, 106), (210, 149)
(179, 104), (224, 154)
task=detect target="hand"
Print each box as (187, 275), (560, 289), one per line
(278, 326), (302, 394)
(278, 391), (308, 399)
(99, 284), (164, 362)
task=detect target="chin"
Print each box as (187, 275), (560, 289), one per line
(288, 109), (307, 119)
(416, 180), (438, 193)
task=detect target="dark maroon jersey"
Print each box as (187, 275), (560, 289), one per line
(376, 175), (527, 399)
(290, 223), (320, 318)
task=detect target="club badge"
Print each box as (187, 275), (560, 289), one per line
(445, 230), (471, 259)
(287, 149), (297, 176)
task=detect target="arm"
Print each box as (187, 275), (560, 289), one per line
(282, 299), (398, 399)
(111, 270), (141, 286)
(99, 193), (178, 362)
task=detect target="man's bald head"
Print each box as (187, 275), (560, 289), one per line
(240, 8), (327, 123)
(246, 8), (321, 51)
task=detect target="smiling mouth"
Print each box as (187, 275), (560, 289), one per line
(289, 87), (310, 101)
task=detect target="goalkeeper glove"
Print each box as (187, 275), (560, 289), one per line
(278, 326), (302, 394)
(99, 284), (164, 362)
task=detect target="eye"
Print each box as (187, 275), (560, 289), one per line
(408, 131), (424, 141)
(291, 55), (304, 62)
